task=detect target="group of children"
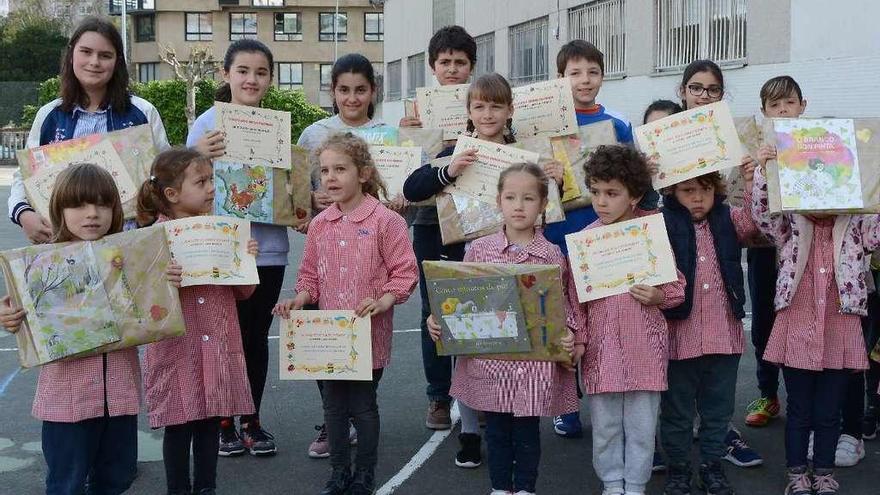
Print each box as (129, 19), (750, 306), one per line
(0, 15), (877, 495)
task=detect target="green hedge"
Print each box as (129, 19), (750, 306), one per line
(21, 77), (328, 146)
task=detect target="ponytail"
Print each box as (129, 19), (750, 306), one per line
(136, 147), (209, 226)
(214, 83), (232, 103)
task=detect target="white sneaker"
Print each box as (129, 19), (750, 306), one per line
(513, 492), (536, 495)
(807, 432), (814, 461)
(602, 488), (625, 495)
(349, 422), (357, 446)
(835, 433), (865, 467)
(489, 491), (511, 495)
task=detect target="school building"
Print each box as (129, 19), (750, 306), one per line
(379, 0), (880, 126)
(110, 0), (385, 112)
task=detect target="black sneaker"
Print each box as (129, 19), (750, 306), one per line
(240, 421), (277, 456)
(863, 405), (878, 440)
(217, 419), (245, 457)
(349, 467), (376, 495)
(319, 466), (352, 495)
(664, 462), (692, 495)
(454, 433), (482, 468)
(698, 461), (735, 495)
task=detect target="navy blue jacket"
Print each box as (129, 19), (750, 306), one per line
(661, 194), (746, 320)
(403, 145), (455, 203)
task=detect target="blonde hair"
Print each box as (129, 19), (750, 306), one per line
(136, 147), (212, 226)
(49, 162), (124, 242)
(313, 132), (388, 201)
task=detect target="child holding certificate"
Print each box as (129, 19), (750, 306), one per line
(188, 39), (283, 457)
(751, 97), (880, 495)
(273, 133), (418, 495)
(426, 162), (580, 495)
(0, 164), (165, 494)
(572, 145), (685, 495)
(658, 165), (760, 495)
(137, 148), (259, 495)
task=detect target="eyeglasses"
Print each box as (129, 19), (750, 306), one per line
(687, 84), (724, 99)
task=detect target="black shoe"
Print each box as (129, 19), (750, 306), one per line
(319, 466), (351, 495)
(348, 467), (375, 495)
(698, 461), (735, 495)
(863, 405), (879, 440)
(455, 433), (482, 468)
(664, 462), (692, 495)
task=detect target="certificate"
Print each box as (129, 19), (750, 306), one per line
(416, 83), (470, 140)
(369, 145), (423, 201)
(774, 118), (862, 211)
(446, 136), (540, 204)
(215, 102), (291, 169)
(565, 213), (677, 302)
(635, 101), (743, 189)
(512, 78), (578, 139)
(280, 310), (372, 381)
(163, 216), (258, 287)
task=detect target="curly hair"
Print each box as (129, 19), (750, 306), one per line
(661, 171), (727, 196)
(313, 132), (388, 201)
(584, 145), (652, 198)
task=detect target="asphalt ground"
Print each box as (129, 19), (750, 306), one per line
(0, 170), (877, 494)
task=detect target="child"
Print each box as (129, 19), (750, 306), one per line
(745, 76), (806, 429)
(273, 133), (418, 495)
(404, 73), (563, 466)
(137, 148), (259, 495)
(572, 145), (686, 495)
(188, 38), (282, 457)
(8, 16), (169, 244)
(400, 25), (477, 435)
(751, 149), (880, 494)
(427, 163), (579, 495)
(547, 39), (653, 438)
(295, 52), (390, 459)
(0, 163), (143, 494)
(658, 166), (758, 495)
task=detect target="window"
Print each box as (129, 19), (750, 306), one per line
(138, 63), (158, 82)
(364, 12), (383, 41)
(432, 0), (455, 32)
(230, 13), (258, 40)
(185, 13), (212, 41)
(654, 0), (747, 72)
(319, 12), (347, 41)
(109, 0), (154, 14)
(406, 53), (425, 98)
(569, 0), (626, 76)
(320, 64), (333, 91)
(274, 12), (302, 41)
(508, 17), (549, 86)
(134, 14), (154, 42)
(253, 0), (283, 5)
(386, 60), (402, 101)
(277, 63), (303, 90)
(474, 33), (495, 78)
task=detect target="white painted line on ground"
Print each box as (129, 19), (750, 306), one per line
(376, 402), (461, 495)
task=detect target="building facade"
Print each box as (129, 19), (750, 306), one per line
(6, 0), (107, 31)
(112, 0), (385, 111)
(381, 0), (880, 126)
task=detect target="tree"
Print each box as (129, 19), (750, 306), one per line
(0, 9), (68, 81)
(157, 43), (218, 129)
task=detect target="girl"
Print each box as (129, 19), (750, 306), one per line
(751, 116), (880, 495)
(0, 163), (142, 494)
(572, 145), (686, 495)
(294, 53), (389, 459)
(189, 38), (282, 457)
(404, 73), (563, 467)
(9, 16), (169, 244)
(427, 163), (579, 495)
(273, 133), (418, 495)
(137, 148), (258, 495)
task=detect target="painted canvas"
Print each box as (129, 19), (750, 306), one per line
(214, 161), (274, 223)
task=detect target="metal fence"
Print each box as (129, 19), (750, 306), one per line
(654, 0), (747, 72)
(0, 128), (27, 166)
(508, 17), (550, 86)
(569, 0), (627, 77)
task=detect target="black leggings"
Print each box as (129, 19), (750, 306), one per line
(163, 418), (220, 492)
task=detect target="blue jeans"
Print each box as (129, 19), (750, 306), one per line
(782, 367), (849, 469)
(42, 414), (137, 495)
(485, 412), (540, 492)
(413, 224), (464, 402)
(747, 247), (780, 399)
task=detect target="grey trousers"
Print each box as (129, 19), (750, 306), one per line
(588, 391), (661, 494)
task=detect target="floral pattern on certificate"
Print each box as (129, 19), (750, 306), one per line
(512, 78), (578, 139)
(215, 102), (291, 169)
(163, 216), (258, 287)
(370, 145), (423, 201)
(280, 311), (372, 381)
(416, 84), (470, 140)
(446, 136), (540, 204)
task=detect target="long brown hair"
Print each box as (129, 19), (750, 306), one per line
(60, 17), (130, 114)
(137, 148), (211, 226)
(49, 162), (124, 242)
(313, 132), (387, 201)
(465, 73), (515, 144)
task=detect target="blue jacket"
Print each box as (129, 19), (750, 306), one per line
(661, 194), (746, 320)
